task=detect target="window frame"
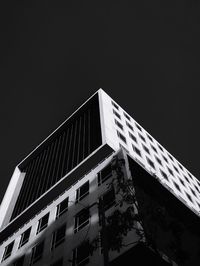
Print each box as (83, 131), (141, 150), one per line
(76, 181), (89, 203)
(56, 197), (69, 219)
(74, 208), (90, 233)
(19, 227), (31, 248)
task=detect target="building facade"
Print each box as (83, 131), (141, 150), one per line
(0, 89), (199, 265)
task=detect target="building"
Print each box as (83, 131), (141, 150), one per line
(0, 89), (200, 266)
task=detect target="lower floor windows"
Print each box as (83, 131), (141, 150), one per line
(100, 188), (115, 211)
(74, 208), (90, 233)
(72, 241), (90, 266)
(13, 255), (25, 266)
(51, 224), (66, 250)
(30, 241), (44, 265)
(2, 241), (14, 262)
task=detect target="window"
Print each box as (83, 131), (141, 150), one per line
(129, 132), (137, 143)
(150, 144), (157, 153)
(76, 181), (89, 202)
(168, 153), (174, 161)
(119, 143), (129, 153)
(98, 164), (112, 186)
(30, 241), (44, 265)
(115, 119), (123, 131)
(158, 145), (164, 152)
(162, 155), (168, 163)
(117, 131), (127, 143)
(194, 185), (200, 193)
(139, 133), (146, 142)
(184, 175), (190, 184)
(37, 213), (49, 234)
(51, 224), (66, 250)
(74, 208), (90, 233)
(113, 109), (121, 120)
(126, 121), (133, 131)
(100, 188), (115, 211)
(132, 144), (141, 157)
(135, 123), (142, 131)
(51, 259), (63, 266)
(179, 178), (185, 186)
(146, 157), (155, 169)
(2, 241), (14, 261)
(173, 165), (179, 173)
(178, 163), (183, 170)
(186, 193), (193, 203)
(56, 198), (69, 219)
(19, 227), (31, 248)
(173, 181), (181, 192)
(13, 255), (25, 266)
(190, 188), (196, 197)
(111, 101), (119, 110)
(142, 144), (150, 154)
(72, 241), (90, 266)
(155, 156), (162, 166)
(160, 169), (169, 181)
(147, 134), (153, 142)
(124, 112), (130, 120)
(167, 167), (174, 176)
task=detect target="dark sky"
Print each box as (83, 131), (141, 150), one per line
(0, 0), (200, 203)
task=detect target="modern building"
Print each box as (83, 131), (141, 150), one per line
(0, 89), (199, 266)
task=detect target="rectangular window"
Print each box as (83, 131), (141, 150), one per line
(167, 167), (174, 176)
(117, 131), (126, 143)
(142, 144), (150, 154)
(129, 132), (137, 143)
(19, 227), (31, 248)
(160, 169), (169, 181)
(30, 241), (44, 265)
(13, 255), (25, 266)
(139, 133), (146, 142)
(51, 224), (66, 250)
(146, 157), (155, 169)
(111, 101), (119, 110)
(168, 153), (174, 161)
(155, 156), (162, 166)
(162, 155), (168, 163)
(74, 208), (90, 233)
(2, 241), (14, 261)
(132, 144), (141, 157)
(100, 188), (115, 211)
(186, 192), (193, 202)
(37, 213), (49, 234)
(115, 119), (123, 131)
(135, 123), (142, 131)
(72, 241), (90, 266)
(56, 197), (69, 219)
(126, 121), (133, 131)
(147, 134), (153, 142)
(97, 164), (112, 186)
(150, 144), (157, 153)
(173, 165), (179, 173)
(173, 181), (181, 192)
(124, 112), (130, 121)
(113, 109), (121, 120)
(76, 181), (89, 202)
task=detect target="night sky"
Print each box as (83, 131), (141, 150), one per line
(0, 1), (200, 203)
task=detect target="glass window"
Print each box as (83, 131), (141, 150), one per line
(30, 241), (44, 265)
(129, 132), (137, 143)
(115, 119), (123, 131)
(101, 188), (115, 211)
(2, 241), (14, 261)
(173, 181), (181, 192)
(111, 101), (119, 110)
(51, 224), (66, 250)
(56, 198), (69, 219)
(117, 131), (127, 144)
(126, 121), (133, 131)
(150, 144), (157, 153)
(74, 208), (90, 233)
(37, 213), (49, 234)
(76, 181), (89, 202)
(72, 241), (90, 266)
(132, 144), (141, 157)
(167, 167), (174, 176)
(155, 156), (162, 166)
(173, 165), (179, 173)
(139, 133), (146, 142)
(113, 109), (121, 120)
(142, 144), (150, 154)
(98, 164), (112, 186)
(19, 227), (31, 248)
(135, 123), (142, 131)
(13, 255), (25, 266)
(162, 155), (168, 163)
(160, 169), (169, 181)
(124, 112), (130, 121)
(146, 157), (155, 169)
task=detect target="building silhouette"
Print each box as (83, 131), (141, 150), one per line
(0, 89), (200, 265)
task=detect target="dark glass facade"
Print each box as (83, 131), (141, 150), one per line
(11, 94), (102, 220)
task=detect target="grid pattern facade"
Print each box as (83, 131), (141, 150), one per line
(107, 97), (200, 214)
